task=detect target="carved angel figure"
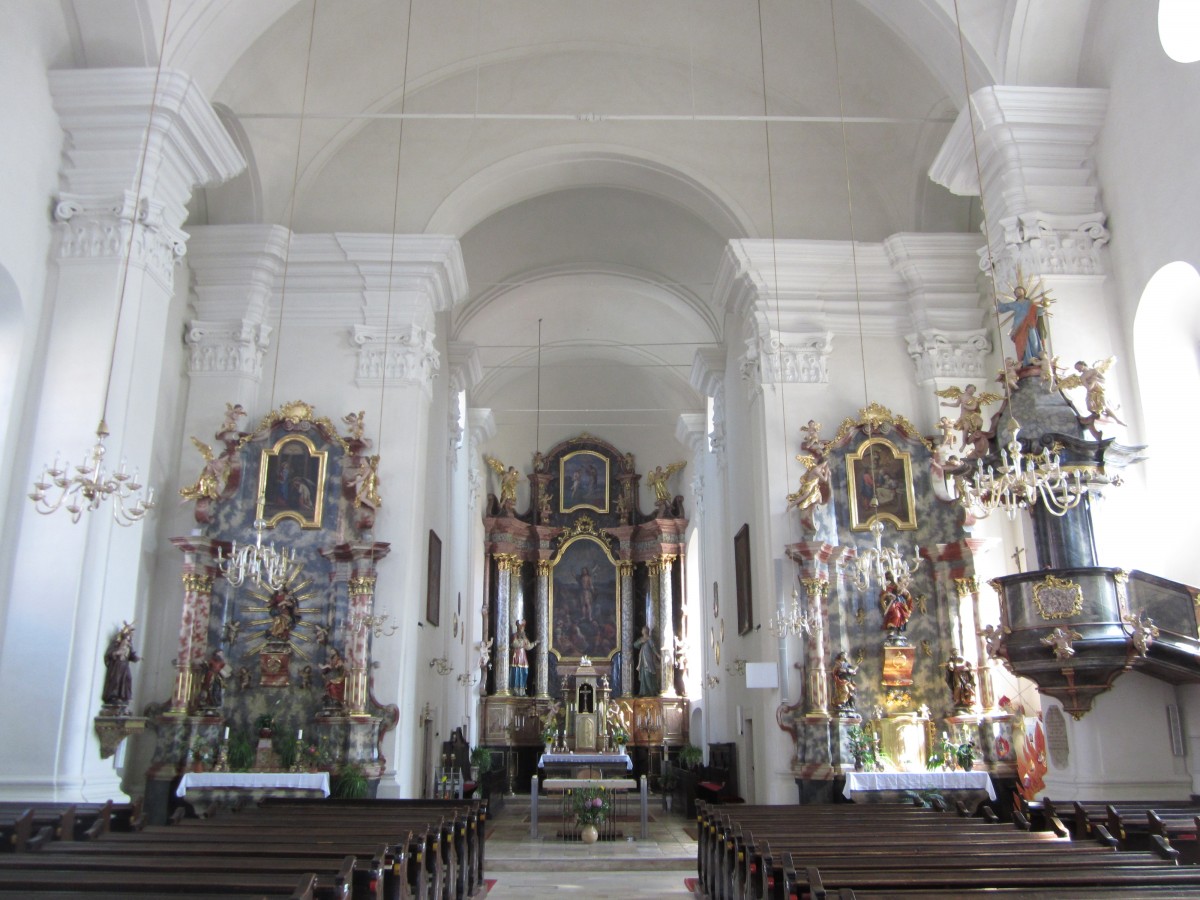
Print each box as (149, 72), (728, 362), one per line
(354, 454), (382, 509)
(799, 419), (826, 455)
(1124, 609), (1160, 656)
(484, 455), (521, 513)
(343, 410), (366, 441)
(981, 623), (1007, 658)
(219, 402), (247, 436)
(935, 384), (1002, 451)
(1041, 626), (1082, 660)
(787, 454), (831, 512)
(1056, 357), (1125, 426)
(179, 437), (231, 502)
(647, 461), (686, 515)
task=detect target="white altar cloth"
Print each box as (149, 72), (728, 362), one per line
(538, 752), (632, 770)
(176, 771), (331, 797)
(843, 771), (995, 801)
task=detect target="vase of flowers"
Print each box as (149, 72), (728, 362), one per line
(573, 786), (612, 844)
(610, 724), (629, 754)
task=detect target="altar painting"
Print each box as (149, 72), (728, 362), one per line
(257, 435), (327, 529)
(847, 437), (916, 532)
(550, 535), (619, 662)
(559, 450), (609, 514)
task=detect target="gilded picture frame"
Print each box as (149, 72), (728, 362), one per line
(847, 437), (917, 532)
(548, 534), (620, 663)
(256, 434), (327, 529)
(559, 449), (610, 514)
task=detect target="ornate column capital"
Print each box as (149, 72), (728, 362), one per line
(185, 318), (271, 378)
(616, 560), (635, 577)
(954, 576), (981, 599)
(349, 575), (378, 595)
(181, 573), (214, 594)
(800, 577), (830, 600)
(536, 559), (554, 576)
(353, 324), (441, 396)
(905, 329), (992, 384)
(495, 553), (522, 574)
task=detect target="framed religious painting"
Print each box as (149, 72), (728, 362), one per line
(548, 534), (619, 663)
(734, 523), (753, 635)
(426, 530), (442, 626)
(847, 436), (917, 531)
(559, 449), (610, 514)
(256, 434), (327, 529)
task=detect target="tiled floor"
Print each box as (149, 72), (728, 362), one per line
(484, 793), (698, 898)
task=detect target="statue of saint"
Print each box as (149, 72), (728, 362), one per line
(101, 622), (139, 715)
(831, 650), (858, 714)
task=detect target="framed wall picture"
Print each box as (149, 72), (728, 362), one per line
(256, 434), (327, 529)
(426, 530), (442, 626)
(734, 523), (753, 636)
(559, 449), (610, 514)
(847, 437), (917, 531)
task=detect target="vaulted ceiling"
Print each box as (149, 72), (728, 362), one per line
(57, 0), (1096, 440)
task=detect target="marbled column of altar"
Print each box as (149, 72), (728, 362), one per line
(494, 554), (514, 696)
(932, 540), (985, 715)
(535, 561), (551, 697)
(659, 554), (677, 698)
(323, 541), (391, 717)
(618, 561), (634, 696)
(802, 578), (831, 716)
(168, 537), (223, 714)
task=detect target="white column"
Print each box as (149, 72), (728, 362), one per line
(0, 68), (243, 801)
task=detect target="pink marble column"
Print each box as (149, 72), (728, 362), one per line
(167, 536), (223, 715)
(786, 542), (834, 717)
(324, 542), (391, 717)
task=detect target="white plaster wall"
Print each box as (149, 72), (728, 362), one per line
(1041, 671), (1190, 800)
(0, 3), (72, 630)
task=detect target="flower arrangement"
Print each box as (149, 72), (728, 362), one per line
(299, 741), (329, 770)
(572, 786), (612, 827)
(846, 725), (878, 771)
(540, 720), (559, 747)
(187, 736), (214, 768)
(609, 724), (629, 747)
(928, 732), (978, 771)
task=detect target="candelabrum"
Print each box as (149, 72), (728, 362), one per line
(845, 520), (922, 591)
(218, 518), (294, 591)
(457, 672), (479, 687)
(954, 424), (1116, 519)
(430, 657), (454, 676)
(28, 420), (156, 526)
(350, 612), (398, 638)
(768, 585), (813, 638)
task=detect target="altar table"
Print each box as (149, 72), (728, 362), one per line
(538, 752), (632, 779)
(843, 770), (995, 803)
(176, 771), (330, 814)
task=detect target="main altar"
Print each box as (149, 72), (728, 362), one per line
(477, 434), (690, 791)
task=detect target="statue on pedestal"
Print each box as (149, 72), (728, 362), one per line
(945, 653), (976, 711)
(634, 626), (660, 696)
(831, 650), (859, 715)
(101, 622), (139, 716)
(880, 573), (915, 645)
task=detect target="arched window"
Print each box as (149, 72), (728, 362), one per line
(1159, 0), (1200, 63)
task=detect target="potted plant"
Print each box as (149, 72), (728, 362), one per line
(847, 725), (878, 772)
(274, 733), (299, 770)
(332, 762), (369, 799)
(255, 714), (275, 738)
(572, 785), (612, 844)
(540, 720), (558, 753)
(227, 732), (256, 772)
(679, 743), (703, 770)
(469, 746), (493, 782)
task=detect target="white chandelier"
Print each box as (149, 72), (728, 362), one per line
(29, 420), (156, 526)
(954, 423), (1118, 519)
(768, 583), (814, 638)
(217, 518), (295, 591)
(846, 520), (922, 592)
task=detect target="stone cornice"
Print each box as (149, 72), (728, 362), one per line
(883, 233), (988, 332)
(689, 347), (726, 399)
(467, 408), (497, 447)
(447, 342), (483, 395)
(49, 68), (245, 230)
(929, 86), (1110, 221)
(675, 413), (707, 456)
(186, 225), (290, 323)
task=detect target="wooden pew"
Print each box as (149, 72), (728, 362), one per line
(0, 868), (329, 898)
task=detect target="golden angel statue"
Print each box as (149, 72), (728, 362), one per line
(935, 384), (1002, 452)
(484, 455), (522, 514)
(179, 437), (230, 502)
(354, 454), (382, 508)
(1055, 357), (1125, 427)
(343, 409), (367, 441)
(647, 460), (686, 516)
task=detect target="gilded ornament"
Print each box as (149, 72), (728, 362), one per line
(348, 575), (376, 595)
(1032, 574), (1084, 620)
(181, 573), (214, 594)
(953, 577), (980, 599)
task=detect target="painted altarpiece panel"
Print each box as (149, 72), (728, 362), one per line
(559, 449), (610, 514)
(549, 535), (620, 663)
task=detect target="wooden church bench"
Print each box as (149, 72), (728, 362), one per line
(0, 867), (332, 898)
